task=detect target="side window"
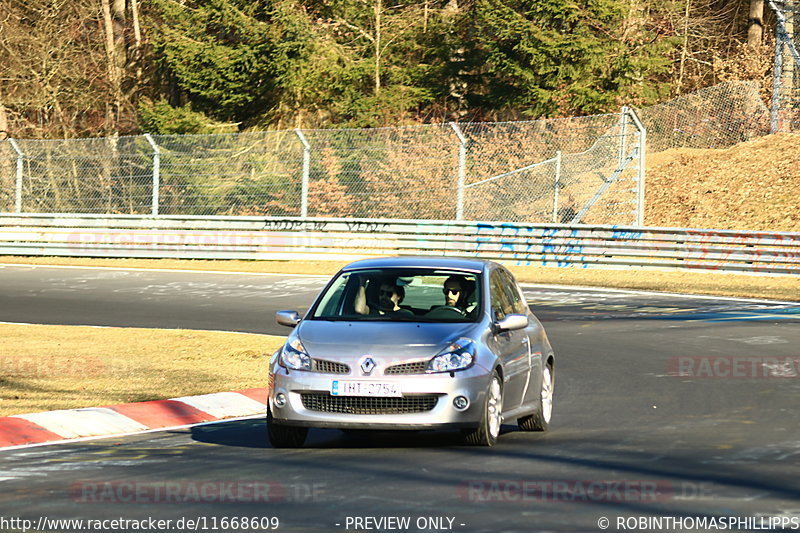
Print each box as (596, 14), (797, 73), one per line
(490, 270), (513, 321)
(315, 273), (350, 316)
(499, 269), (528, 315)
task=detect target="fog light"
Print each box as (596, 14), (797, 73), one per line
(453, 395), (469, 411)
(274, 393), (287, 408)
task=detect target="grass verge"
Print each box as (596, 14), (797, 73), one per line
(0, 324), (284, 417)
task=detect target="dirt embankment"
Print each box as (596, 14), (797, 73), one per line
(645, 133), (800, 232)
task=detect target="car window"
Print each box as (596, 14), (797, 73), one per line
(308, 268), (481, 323)
(498, 269), (528, 315)
(490, 270), (513, 321)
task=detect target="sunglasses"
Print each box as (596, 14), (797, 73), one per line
(442, 287), (461, 295)
(379, 289), (396, 297)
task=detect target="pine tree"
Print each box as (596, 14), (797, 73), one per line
(466, 0), (674, 117)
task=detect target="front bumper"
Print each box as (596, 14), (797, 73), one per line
(269, 367), (491, 430)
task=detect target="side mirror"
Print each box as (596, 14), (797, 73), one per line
(495, 313), (528, 332)
(276, 310), (301, 328)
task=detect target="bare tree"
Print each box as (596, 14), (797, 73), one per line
(667, 0), (754, 95)
(332, 0), (430, 96)
(0, 0), (119, 137)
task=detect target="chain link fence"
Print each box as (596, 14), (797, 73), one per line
(461, 113), (643, 225)
(770, 0), (800, 132)
(1, 115), (645, 225)
(1, 72), (791, 226)
(638, 81), (771, 152)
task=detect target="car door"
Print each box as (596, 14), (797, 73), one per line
(488, 268), (529, 411)
(500, 269), (547, 408)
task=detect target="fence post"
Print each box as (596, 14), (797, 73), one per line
(772, 19), (785, 133)
(770, 0), (800, 132)
(552, 151), (562, 223)
(618, 107), (629, 169)
(144, 134), (160, 216)
(626, 108), (647, 227)
(449, 122), (467, 220)
(8, 138), (23, 213)
(295, 129), (310, 219)
(783, 2), (796, 131)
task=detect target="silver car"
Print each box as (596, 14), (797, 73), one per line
(268, 257), (555, 447)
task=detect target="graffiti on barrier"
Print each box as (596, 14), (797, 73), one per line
(609, 227), (644, 241)
(541, 228), (585, 268)
(263, 220), (330, 232)
(475, 223), (586, 267)
(345, 221), (389, 233)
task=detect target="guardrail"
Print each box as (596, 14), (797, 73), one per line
(0, 214), (798, 276)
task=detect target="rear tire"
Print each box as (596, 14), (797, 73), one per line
(267, 407), (308, 448)
(518, 362), (553, 432)
(463, 372), (503, 446)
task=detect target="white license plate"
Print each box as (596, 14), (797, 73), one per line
(330, 380), (401, 397)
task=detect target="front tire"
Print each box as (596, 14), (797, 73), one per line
(267, 407), (308, 448)
(463, 372), (503, 446)
(518, 361), (553, 432)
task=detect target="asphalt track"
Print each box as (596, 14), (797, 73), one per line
(1, 264), (800, 533)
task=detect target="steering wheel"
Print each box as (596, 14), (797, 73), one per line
(426, 306), (466, 318)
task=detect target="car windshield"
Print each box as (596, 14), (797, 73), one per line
(309, 268), (482, 323)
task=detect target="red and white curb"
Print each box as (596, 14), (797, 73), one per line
(0, 388), (268, 448)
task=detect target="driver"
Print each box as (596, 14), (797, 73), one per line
(442, 276), (466, 308)
(438, 275), (478, 316)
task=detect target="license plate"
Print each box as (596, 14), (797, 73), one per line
(330, 380), (401, 397)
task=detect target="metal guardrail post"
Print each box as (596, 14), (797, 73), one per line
(295, 129), (311, 219)
(8, 138), (24, 213)
(552, 151), (562, 223)
(143, 134), (160, 216)
(626, 108), (647, 227)
(449, 122), (467, 221)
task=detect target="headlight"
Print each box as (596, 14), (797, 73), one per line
(280, 338), (311, 371)
(427, 338), (476, 373)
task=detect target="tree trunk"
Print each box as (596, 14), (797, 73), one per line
(101, 0), (122, 135)
(130, 0), (143, 86)
(0, 104), (11, 211)
(747, 0), (765, 46)
(677, 0), (691, 94)
(112, 0), (128, 71)
(374, 0), (382, 95)
(0, 104), (8, 136)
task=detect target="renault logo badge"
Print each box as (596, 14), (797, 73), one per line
(360, 357), (376, 375)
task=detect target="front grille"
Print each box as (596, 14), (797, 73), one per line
(311, 358), (350, 374)
(300, 393), (439, 415)
(385, 361), (428, 375)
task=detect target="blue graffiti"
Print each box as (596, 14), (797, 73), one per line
(540, 228), (585, 268)
(610, 226), (644, 240)
(475, 222), (591, 268)
(475, 223), (495, 254)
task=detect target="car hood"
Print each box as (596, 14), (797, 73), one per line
(296, 320), (477, 359)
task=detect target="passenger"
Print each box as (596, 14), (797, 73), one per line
(377, 281), (405, 313)
(355, 277), (413, 317)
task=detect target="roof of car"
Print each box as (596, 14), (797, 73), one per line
(341, 256), (493, 273)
